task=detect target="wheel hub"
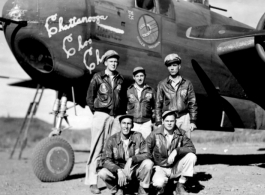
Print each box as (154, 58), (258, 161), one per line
(46, 147), (69, 174)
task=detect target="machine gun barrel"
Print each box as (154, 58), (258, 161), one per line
(209, 5), (227, 12)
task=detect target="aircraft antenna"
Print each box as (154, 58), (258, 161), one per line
(209, 5), (227, 12)
(71, 86), (77, 116)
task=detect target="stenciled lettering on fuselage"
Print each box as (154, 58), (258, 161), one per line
(45, 14), (110, 74)
(96, 25), (122, 41)
(95, 21), (124, 41)
(128, 10), (134, 20)
(137, 15), (160, 49)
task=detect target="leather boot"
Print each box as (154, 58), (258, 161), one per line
(138, 186), (148, 195)
(155, 187), (164, 195)
(90, 185), (100, 194)
(175, 182), (188, 195)
(115, 188), (124, 195)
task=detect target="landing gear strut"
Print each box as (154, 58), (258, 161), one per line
(31, 94), (75, 182)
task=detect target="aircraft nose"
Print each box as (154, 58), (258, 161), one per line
(2, 0), (38, 22)
(1, 0), (54, 74)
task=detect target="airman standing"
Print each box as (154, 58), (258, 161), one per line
(85, 50), (125, 194)
(155, 53), (198, 138)
(127, 67), (156, 139)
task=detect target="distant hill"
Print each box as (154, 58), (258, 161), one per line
(0, 117), (90, 151)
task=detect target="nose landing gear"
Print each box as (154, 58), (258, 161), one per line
(31, 94), (75, 182)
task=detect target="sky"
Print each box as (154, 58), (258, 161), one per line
(210, 0), (265, 28)
(0, 0), (265, 129)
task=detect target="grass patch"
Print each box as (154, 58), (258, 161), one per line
(0, 117), (51, 149)
(1, 117), (265, 151)
(0, 117), (90, 151)
(192, 129), (265, 144)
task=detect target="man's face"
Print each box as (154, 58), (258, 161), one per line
(120, 118), (133, 136)
(133, 72), (145, 86)
(167, 63), (181, 76)
(163, 115), (176, 131)
(105, 57), (118, 72)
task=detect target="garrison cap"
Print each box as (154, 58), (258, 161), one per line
(133, 66), (146, 76)
(119, 114), (134, 123)
(103, 50), (120, 62)
(162, 110), (177, 120)
(164, 53), (181, 66)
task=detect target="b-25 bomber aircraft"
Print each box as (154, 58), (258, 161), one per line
(1, 0), (265, 182)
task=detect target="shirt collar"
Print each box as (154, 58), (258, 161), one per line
(157, 125), (182, 136)
(169, 75), (182, 84)
(166, 76), (185, 85)
(116, 131), (135, 145)
(100, 70), (119, 78)
(134, 83), (145, 91)
(164, 129), (177, 136)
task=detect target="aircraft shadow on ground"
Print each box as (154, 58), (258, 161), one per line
(197, 153), (265, 166)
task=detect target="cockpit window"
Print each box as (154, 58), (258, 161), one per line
(183, 0), (209, 6)
(135, 0), (175, 19)
(157, 0), (174, 19)
(136, 0), (156, 12)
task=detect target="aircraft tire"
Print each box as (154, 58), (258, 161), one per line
(31, 137), (75, 182)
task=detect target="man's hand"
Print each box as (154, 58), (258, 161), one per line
(190, 123), (197, 131)
(155, 123), (162, 128)
(123, 158), (133, 179)
(117, 169), (127, 187)
(167, 149), (177, 165)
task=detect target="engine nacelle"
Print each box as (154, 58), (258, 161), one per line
(255, 13), (265, 63)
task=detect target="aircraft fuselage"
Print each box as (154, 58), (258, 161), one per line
(1, 0), (264, 129)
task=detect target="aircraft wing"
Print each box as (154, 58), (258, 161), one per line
(215, 36), (265, 110)
(185, 11), (265, 111)
(186, 25), (263, 40)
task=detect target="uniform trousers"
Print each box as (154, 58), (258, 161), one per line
(85, 111), (121, 185)
(132, 120), (152, 139)
(176, 113), (192, 138)
(152, 153), (197, 189)
(98, 159), (154, 194)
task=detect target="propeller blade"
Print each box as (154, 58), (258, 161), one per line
(8, 80), (39, 88)
(186, 24), (265, 40)
(0, 75), (29, 80)
(0, 75), (10, 79)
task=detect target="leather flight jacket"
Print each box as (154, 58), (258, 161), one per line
(86, 70), (124, 116)
(146, 125), (196, 167)
(101, 131), (150, 173)
(127, 84), (156, 123)
(155, 77), (197, 125)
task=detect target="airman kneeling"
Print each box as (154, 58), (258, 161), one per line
(98, 114), (153, 195)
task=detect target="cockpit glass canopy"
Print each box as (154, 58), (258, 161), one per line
(183, 0), (209, 6)
(135, 0), (174, 19)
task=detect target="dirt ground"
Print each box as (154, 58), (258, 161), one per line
(1, 142), (265, 195)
